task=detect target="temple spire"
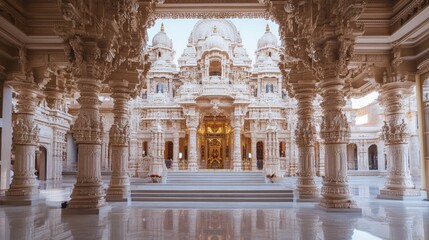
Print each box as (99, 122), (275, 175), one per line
(266, 23), (270, 32)
(161, 23), (164, 32)
(213, 25), (217, 33)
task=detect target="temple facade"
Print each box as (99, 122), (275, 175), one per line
(0, 0), (427, 212)
(61, 20), (420, 179)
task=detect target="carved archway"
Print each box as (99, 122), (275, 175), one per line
(368, 144), (378, 170)
(35, 146), (48, 180)
(347, 143), (358, 170)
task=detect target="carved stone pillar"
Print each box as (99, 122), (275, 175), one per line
(318, 143), (326, 177)
(186, 116), (199, 171)
(251, 136), (257, 170)
(232, 116), (243, 171)
(46, 89), (68, 180)
(106, 80), (131, 201)
(294, 86), (319, 201)
(68, 78), (106, 210)
(378, 79), (419, 199)
(150, 119), (165, 175)
(264, 129), (280, 174)
(172, 132), (179, 171)
(319, 75), (359, 211)
(5, 75), (42, 202)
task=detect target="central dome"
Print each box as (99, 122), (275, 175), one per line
(190, 19), (240, 44)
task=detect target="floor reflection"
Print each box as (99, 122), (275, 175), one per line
(0, 176), (428, 240)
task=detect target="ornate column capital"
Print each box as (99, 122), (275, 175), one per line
(232, 115), (244, 129)
(58, 0), (156, 81)
(186, 115), (199, 129)
(109, 80), (131, 147)
(7, 73), (46, 146)
(72, 78), (104, 144)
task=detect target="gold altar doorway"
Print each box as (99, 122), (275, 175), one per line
(200, 116), (231, 169)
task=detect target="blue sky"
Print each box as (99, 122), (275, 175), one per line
(147, 18), (280, 64)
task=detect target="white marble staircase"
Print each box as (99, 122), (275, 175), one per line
(131, 171), (294, 202)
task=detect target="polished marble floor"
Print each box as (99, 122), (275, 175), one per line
(1, 176), (429, 240)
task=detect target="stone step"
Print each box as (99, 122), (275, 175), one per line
(130, 171), (293, 202)
(165, 171), (266, 184)
(131, 189), (293, 194)
(131, 197), (294, 202)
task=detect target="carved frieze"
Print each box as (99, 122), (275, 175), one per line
(381, 119), (409, 145)
(13, 118), (40, 145)
(320, 110), (350, 144)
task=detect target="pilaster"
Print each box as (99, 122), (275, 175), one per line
(172, 131), (180, 171)
(150, 119), (165, 176)
(232, 115), (243, 171)
(251, 135), (257, 170)
(186, 115), (199, 171)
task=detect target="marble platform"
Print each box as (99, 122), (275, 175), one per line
(0, 176), (428, 240)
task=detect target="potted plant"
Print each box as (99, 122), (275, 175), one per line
(149, 174), (162, 183)
(266, 173), (276, 183)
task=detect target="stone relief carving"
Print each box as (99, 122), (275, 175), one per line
(13, 118), (40, 145)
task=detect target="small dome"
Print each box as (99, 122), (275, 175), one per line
(191, 19), (238, 43)
(257, 24), (278, 49)
(205, 26), (228, 52)
(152, 23), (172, 48)
(233, 46), (247, 57)
(182, 45), (196, 57)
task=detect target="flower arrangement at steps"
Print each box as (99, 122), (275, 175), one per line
(149, 174), (162, 183)
(266, 173), (276, 183)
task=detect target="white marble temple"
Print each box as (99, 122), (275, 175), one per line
(0, 176), (428, 240)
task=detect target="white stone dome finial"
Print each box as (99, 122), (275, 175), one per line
(152, 23), (172, 48)
(204, 24), (228, 52)
(257, 23), (278, 49)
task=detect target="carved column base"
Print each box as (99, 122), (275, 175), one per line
(106, 145), (130, 202)
(378, 189), (421, 200)
(5, 176), (39, 197)
(188, 161), (199, 172)
(150, 161), (165, 176)
(106, 177), (130, 202)
(66, 181), (107, 210)
(296, 145), (318, 201)
(171, 161), (179, 171)
(251, 161), (257, 171)
(2, 144), (41, 205)
(232, 162), (242, 172)
(66, 143), (106, 211)
(129, 162), (139, 177)
(296, 177), (319, 202)
(378, 143), (419, 200)
(319, 181), (361, 212)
